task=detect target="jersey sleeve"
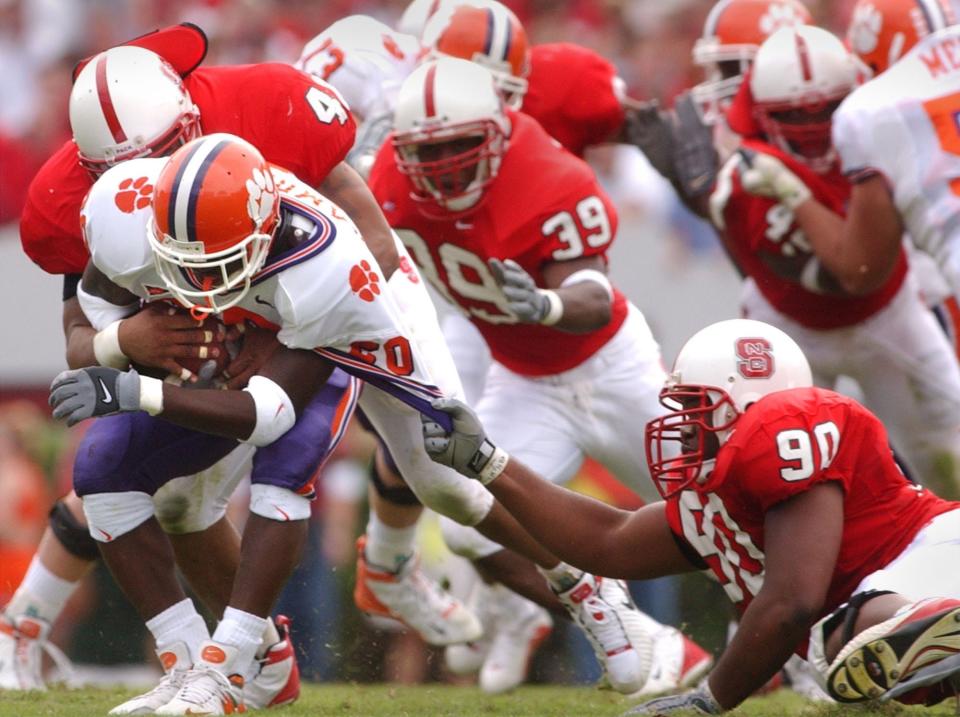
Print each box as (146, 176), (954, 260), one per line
(833, 90), (906, 184)
(245, 64), (357, 188)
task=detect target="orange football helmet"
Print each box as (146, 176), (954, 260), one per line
(148, 133), (280, 315)
(845, 0), (955, 76)
(421, 1), (530, 109)
(692, 0), (813, 123)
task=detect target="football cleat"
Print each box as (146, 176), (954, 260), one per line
(782, 654), (832, 702)
(244, 615), (300, 709)
(156, 641), (245, 715)
(827, 598), (960, 703)
(556, 574), (653, 694)
(354, 536), (483, 646)
(478, 584), (553, 694)
(0, 614), (73, 690)
(109, 641), (191, 715)
(635, 628), (713, 696)
(444, 581), (493, 677)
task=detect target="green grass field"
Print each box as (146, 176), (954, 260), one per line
(0, 685), (956, 717)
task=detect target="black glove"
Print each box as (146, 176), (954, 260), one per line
(671, 92), (719, 198)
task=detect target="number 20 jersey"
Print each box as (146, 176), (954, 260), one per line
(367, 110), (628, 377)
(667, 387), (958, 621)
(834, 26), (960, 282)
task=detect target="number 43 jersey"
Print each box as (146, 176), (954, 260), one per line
(368, 110), (629, 377)
(666, 387), (958, 620)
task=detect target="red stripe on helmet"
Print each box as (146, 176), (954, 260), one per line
(424, 63), (438, 118)
(795, 31), (813, 82)
(95, 55), (127, 144)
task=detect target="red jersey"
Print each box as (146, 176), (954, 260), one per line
(711, 138), (907, 329)
(21, 63), (355, 276)
(666, 388), (958, 630)
(368, 110), (628, 377)
(523, 43), (625, 158)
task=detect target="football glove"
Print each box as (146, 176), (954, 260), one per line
(623, 99), (678, 184)
(737, 149), (812, 211)
(49, 367), (142, 426)
(671, 92), (719, 198)
(421, 397), (509, 484)
(488, 258), (562, 325)
(621, 686), (723, 715)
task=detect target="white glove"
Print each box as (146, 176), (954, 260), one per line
(738, 150), (812, 211)
(488, 258), (563, 325)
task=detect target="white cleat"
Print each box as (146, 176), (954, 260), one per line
(630, 626), (714, 696)
(556, 575), (653, 694)
(109, 642), (191, 715)
(0, 614), (73, 690)
(478, 585), (553, 694)
(156, 642), (245, 716)
(444, 581), (493, 677)
(354, 536), (483, 646)
(244, 615), (300, 709)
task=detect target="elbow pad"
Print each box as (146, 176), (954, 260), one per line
(242, 375), (296, 447)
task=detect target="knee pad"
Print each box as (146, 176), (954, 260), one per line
(439, 515), (504, 560)
(369, 455), (421, 507)
(83, 491), (155, 542)
(808, 589), (896, 683)
(48, 499), (100, 561)
(249, 484), (311, 522)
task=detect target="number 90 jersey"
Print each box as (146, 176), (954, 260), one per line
(668, 387), (957, 622)
(834, 26), (960, 290)
(368, 110), (628, 377)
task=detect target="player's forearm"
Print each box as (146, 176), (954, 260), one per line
(551, 282), (613, 333)
(158, 386), (257, 440)
(63, 298), (99, 369)
(708, 590), (815, 709)
(321, 163), (399, 276)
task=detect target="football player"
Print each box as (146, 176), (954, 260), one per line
(367, 56), (713, 696)
(49, 132), (666, 712)
(423, 318), (960, 714)
(729, 24), (960, 499)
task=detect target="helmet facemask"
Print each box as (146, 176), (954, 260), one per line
(692, 42), (758, 125)
(755, 96), (844, 174)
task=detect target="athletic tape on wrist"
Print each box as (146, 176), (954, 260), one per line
(478, 446), (510, 484)
(93, 320), (130, 369)
(538, 290), (564, 326)
(560, 269), (614, 300)
(139, 375), (164, 415)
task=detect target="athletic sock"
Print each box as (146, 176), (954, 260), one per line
(212, 607), (269, 673)
(5, 557), (78, 625)
(145, 598), (210, 664)
(255, 618), (281, 660)
(539, 561), (585, 593)
(364, 512), (418, 573)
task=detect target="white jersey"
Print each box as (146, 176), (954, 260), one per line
(296, 15), (421, 122)
(833, 26), (960, 279)
(80, 157), (446, 414)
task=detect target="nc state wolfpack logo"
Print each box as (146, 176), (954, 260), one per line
(735, 337), (775, 379)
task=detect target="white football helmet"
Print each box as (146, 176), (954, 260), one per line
(70, 46), (200, 177)
(398, 0), (448, 38)
(393, 57), (510, 214)
(750, 25), (859, 173)
(645, 319), (813, 498)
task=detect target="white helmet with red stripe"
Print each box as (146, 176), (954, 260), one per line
(750, 25), (859, 172)
(398, 0), (446, 37)
(69, 46), (200, 177)
(393, 56), (509, 214)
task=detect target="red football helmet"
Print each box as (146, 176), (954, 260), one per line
(70, 46), (201, 177)
(845, 0), (955, 76)
(421, 1), (530, 109)
(692, 0), (813, 123)
(645, 319), (812, 499)
(148, 133), (280, 315)
(393, 57), (510, 215)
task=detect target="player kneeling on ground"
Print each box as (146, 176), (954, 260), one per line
(422, 318), (960, 714)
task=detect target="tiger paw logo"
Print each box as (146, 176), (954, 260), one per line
(246, 167), (276, 227)
(847, 2), (883, 55)
(114, 177), (154, 213)
(759, 2), (807, 36)
(350, 260), (381, 302)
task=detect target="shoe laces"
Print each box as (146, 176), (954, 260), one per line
(579, 595), (630, 655)
(176, 664), (233, 705)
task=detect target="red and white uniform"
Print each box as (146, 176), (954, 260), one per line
(79, 156), (493, 527)
(523, 43), (626, 158)
(21, 63), (355, 276)
(710, 109), (960, 490)
(370, 110), (667, 538)
(667, 387), (960, 649)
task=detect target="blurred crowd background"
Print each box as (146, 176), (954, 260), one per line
(0, 0), (856, 690)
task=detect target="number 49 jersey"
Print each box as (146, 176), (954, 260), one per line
(368, 110), (628, 377)
(667, 388), (958, 621)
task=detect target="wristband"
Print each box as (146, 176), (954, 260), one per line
(539, 290), (564, 326)
(478, 445), (510, 485)
(93, 320), (130, 369)
(139, 375), (165, 416)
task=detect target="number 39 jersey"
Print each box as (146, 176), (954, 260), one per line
(666, 388), (958, 620)
(834, 26), (960, 276)
(21, 63), (355, 276)
(367, 110), (628, 377)
(80, 157), (444, 413)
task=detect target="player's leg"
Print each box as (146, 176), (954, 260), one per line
(159, 371), (359, 715)
(809, 509), (960, 704)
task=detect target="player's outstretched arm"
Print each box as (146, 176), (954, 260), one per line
(422, 397), (698, 580)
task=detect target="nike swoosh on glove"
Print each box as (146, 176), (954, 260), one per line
(49, 367), (142, 426)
